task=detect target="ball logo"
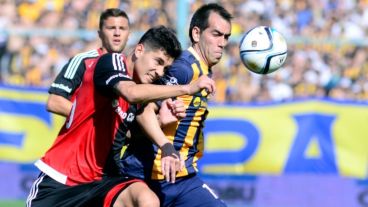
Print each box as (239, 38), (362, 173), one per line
(251, 40), (257, 47)
(279, 57), (285, 63)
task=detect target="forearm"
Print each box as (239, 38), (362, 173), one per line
(115, 81), (190, 104)
(136, 103), (170, 147)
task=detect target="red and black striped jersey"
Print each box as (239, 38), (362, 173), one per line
(36, 53), (136, 186)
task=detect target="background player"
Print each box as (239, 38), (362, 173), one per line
(120, 3), (232, 207)
(27, 26), (215, 207)
(46, 8), (130, 117)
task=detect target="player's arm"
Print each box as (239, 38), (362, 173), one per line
(136, 60), (194, 183)
(46, 94), (73, 117)
(113, 76), (213, 103)
(136, 102), (182, 183)
(94, 53), (215, 103)
(46, 53), (88, 116)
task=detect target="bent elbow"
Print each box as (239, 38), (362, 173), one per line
(45, 99), (54, 113)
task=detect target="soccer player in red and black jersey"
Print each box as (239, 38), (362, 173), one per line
(26, 25), (216, 207)
(46, 8), (130, 117)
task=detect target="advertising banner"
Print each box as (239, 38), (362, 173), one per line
(0, 85), (367, 206)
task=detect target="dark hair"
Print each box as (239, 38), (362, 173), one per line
(138, 25), (182, 59)
(189, 3), (232, 43)
(99, 8), (129, 30)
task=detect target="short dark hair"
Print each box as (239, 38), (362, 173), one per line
(138, 25), (182, 59)
(99, 8), (129, 30)
(189, 3), (232, 43)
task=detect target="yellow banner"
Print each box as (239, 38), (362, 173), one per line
(0, 86), (367, 179)
(202, 101), (368, 178)
(0, 86), (64, 162)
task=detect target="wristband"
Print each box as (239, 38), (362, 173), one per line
(161, 143), (180, 158)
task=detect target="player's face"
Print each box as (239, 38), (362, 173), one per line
(195, 12), (231, 67)
(99, 16), (130, 53)
(133, 45), (173, 84)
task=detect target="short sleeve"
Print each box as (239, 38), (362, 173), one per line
(159, 58), (193, 86)
(94, 53), (132, 94)
(48, 53), (93, 99)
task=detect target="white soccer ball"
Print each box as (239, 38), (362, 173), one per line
(239, 26), (287, 74)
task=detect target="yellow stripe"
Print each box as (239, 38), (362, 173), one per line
(192, 132), (204, 171)
(0, 90), (47, 102)
(176, 106), (206, 177)
(199, 61), (208, 75)
(151, 121), (179, 180)
(190, 63), (200, 84)
(151, 50), (210, 179)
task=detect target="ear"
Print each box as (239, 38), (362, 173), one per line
(97, 30), (102, 39)
(134, 43), (144, 58)
(191, 26), (201, 43)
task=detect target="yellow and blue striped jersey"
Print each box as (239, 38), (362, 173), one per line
(120, 47), (211, 180)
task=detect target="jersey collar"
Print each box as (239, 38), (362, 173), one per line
(188, 47), (200, 60)
(187, 47), (210, 73)
(97, 48), (105, 55)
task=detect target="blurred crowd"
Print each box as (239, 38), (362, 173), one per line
(0, 0), (368, 103)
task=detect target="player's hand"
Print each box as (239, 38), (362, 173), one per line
(187, 75), (216, 95)
(161, 143), (181, 183)
(169, 98), (186, 119)
(159, 99), (182, 126)
(158, 98), (186, 127)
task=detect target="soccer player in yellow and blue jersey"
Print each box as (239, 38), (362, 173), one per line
(120, 3), (232, 207)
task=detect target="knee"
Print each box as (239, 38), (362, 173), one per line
(136, 190), (160, 207)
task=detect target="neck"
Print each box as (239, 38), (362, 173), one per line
(125, 52), (135, 78)
(192, 44), (210, 67)
(100, 47), (108, 54)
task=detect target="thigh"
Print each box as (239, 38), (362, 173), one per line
(26, 173), (96, 207)
(112, 181), (159, 207)
(174, 175), (227, 207)
(149, 175), (226, 207)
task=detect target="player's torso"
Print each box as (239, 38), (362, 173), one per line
(122, 49), (211, 180)
(39, 54), (136, 185)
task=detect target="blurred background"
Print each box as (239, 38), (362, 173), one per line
(0, 0), (367, 206)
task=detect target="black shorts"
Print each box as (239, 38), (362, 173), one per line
(26, 173), (143, 207)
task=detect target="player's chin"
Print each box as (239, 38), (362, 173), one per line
(141, 76), (153, 84)
(110, 45), (124, 53)
(213, 53), (222, 60)
(211, 57), (221, 65)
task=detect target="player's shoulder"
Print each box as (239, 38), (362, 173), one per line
(98, 52), (125, 63)
(175, 50), (195, 64)
(170, 50), (195, 71)
(97, 53), (127, 72)
(72, 49), (100, 60)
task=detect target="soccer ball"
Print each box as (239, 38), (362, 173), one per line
(239, 26), (287, 74)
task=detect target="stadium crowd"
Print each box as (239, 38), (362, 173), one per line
(0, 0), (368, 103)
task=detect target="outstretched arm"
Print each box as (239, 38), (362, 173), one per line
(113, 75), (215, 104)
(94, 53), (215, 104)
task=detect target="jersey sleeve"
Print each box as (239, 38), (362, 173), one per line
(159, 58), (193, 86)
(94, 53), (132, 94)
(155, 57), (194, 107)
(48, 56), (86, 99)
